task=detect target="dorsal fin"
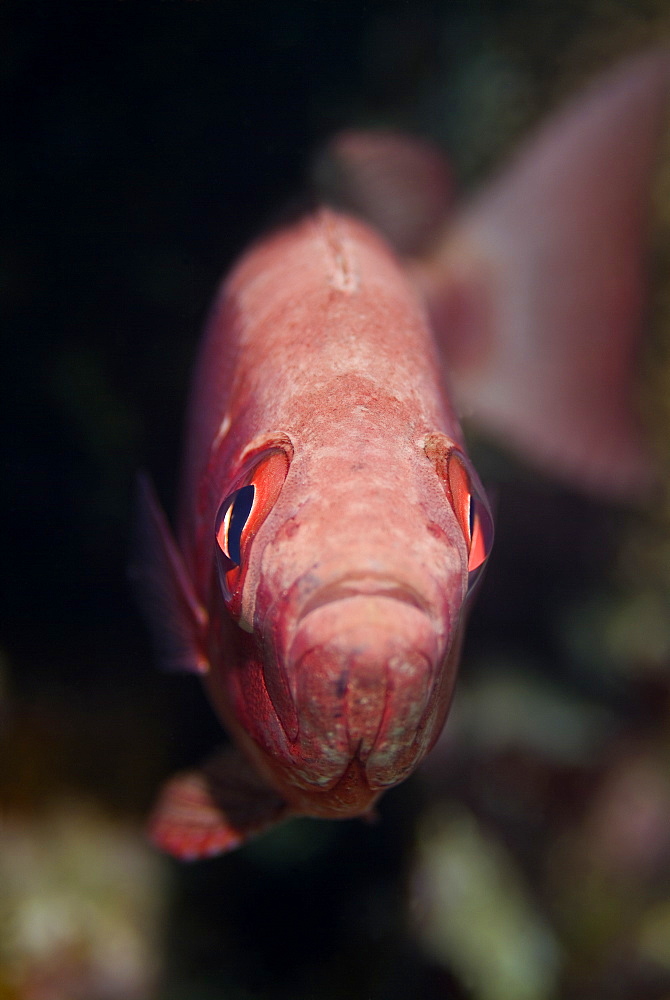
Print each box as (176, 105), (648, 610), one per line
(313, 130), (453, 255)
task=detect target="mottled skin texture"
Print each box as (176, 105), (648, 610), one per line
(177, 210), (478, 819)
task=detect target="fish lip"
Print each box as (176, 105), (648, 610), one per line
(296, 574), (431, 624)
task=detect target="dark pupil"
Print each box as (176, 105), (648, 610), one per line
(227, 485), (255, 565)
(468, 496), (476, 541)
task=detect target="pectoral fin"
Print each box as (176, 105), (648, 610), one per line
(148, 745), (291, 859)
(131, 473), (209, 673)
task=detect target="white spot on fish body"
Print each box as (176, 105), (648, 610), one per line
(213, 413), (232, 450)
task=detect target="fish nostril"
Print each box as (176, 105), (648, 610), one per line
(298, 577), (429, 622)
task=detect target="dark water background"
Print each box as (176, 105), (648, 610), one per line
(3, 3), (670, 998)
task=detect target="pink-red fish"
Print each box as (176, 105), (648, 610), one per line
(138, 46), (670, 860)
(137, 210), (493, 858)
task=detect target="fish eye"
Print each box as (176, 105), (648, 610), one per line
(425, 435), (493, 593)
(465, 493), (494, 592)
(214, 447), (290, 618)
(216, 485), (255, 567)
(445, 449), (493, 591)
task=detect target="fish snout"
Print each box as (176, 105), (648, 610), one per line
(285, 592), (451, 795)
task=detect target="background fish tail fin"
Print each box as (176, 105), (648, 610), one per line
(130, 473), (209, 673)
(421, 47), (670, 497)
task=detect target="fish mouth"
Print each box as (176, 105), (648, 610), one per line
(283, 591), (447, 794)
(297, 574), (431, 623)
(259, 575), (442, 764)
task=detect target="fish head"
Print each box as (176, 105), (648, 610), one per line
(208, 419), (492, 816)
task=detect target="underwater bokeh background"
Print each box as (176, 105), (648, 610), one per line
(3, 2), (670, 997)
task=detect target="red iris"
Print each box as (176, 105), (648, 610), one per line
(214, 449), (290, 622)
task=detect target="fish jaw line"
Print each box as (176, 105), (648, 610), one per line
(296, 573), (431, 623)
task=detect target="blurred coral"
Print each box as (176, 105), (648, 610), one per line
(0, 802), (167, 1000)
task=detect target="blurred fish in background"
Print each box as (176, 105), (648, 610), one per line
(3, 1), (670, 998)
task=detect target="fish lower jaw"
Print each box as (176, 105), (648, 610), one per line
(273, 755), (383, 819)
